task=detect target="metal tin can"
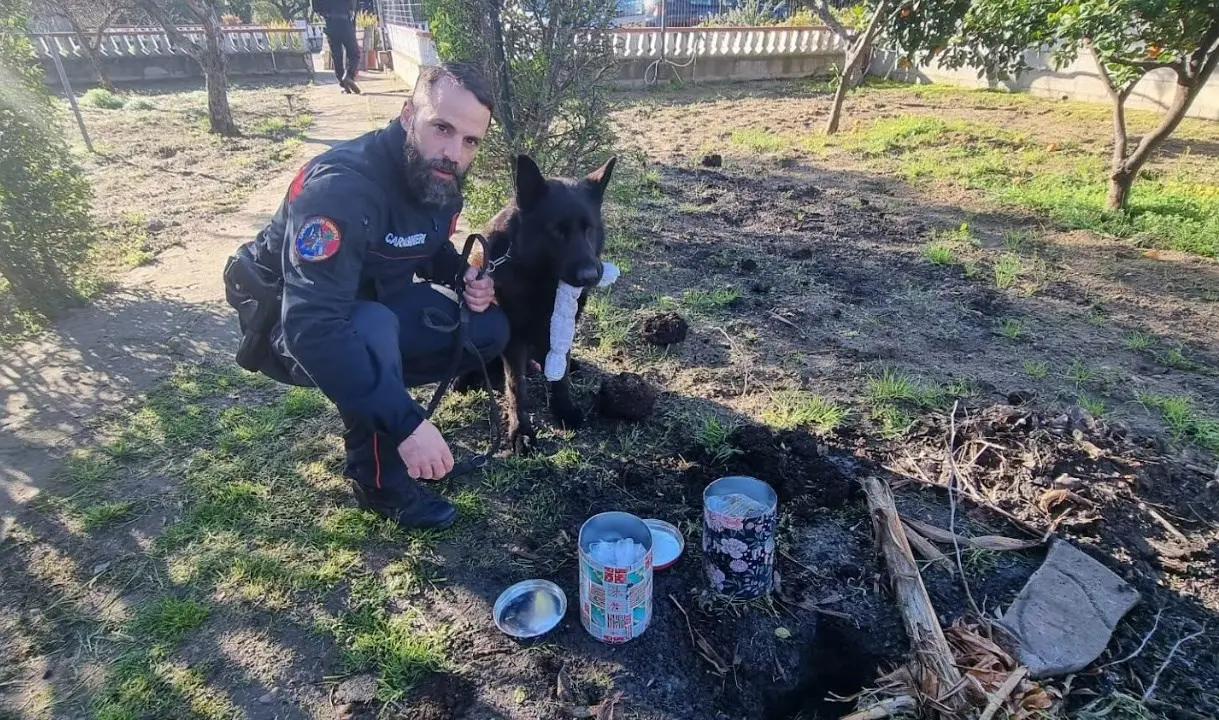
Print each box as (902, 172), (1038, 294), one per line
(702, 475), (779, 600)
(578, 511), (654, 644)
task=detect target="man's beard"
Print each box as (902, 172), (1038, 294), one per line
(402, 124), (464, 208)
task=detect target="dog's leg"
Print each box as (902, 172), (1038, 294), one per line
(548, 357), (583, 430)
(503, 341), (536, 455)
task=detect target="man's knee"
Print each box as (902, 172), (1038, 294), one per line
(472, 306), (509, 360)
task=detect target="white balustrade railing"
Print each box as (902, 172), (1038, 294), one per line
(31, 25), (310, 58)
(609, 26), (846, 59)
(386, 23), (845, 66)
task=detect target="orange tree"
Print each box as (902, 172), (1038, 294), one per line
(884, 0), (1219, 211)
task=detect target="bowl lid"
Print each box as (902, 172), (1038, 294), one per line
(644, 518), (685, 570)
(493, 579), (567, 638)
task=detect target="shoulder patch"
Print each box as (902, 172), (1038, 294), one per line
(287, 162), (310, 202)
(294, 217), (342, 262)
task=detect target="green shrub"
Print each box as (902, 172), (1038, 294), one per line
(81, 87), (124, 109)
(0, 0), (97, 321)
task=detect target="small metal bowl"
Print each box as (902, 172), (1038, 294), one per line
(493, 579), (567, 639)
(644, 519), (685, 570)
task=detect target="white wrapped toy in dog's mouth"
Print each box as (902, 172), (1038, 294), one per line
(545, 261), (620, 381)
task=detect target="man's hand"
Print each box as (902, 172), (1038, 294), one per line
(398, 420), (454, 481)
(463, 266), (494, 313)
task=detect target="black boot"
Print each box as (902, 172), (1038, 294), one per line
(350, 478), (457, 530)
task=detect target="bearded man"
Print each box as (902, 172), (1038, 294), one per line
(222, 62), (506, 531)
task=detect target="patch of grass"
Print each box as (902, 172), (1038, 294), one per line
(824, 114), (1219, 257)
(962, 547), (999, 575)
(1078, 392), (1108, 418)
(126, 98), (155, 111)
(1156, 345), (1206, 372)
(324, 581), (447, 704)
(998, 317), (1027, 340)
(60, 449), (120, 487)
(1124, 330), (1154, 351)
(249, 113), (314, 139)
(866, 368), (942, 408)
(696, 415), (741, 464)
(81, 88), (125, 109)
(992, 253), (1024, 289)
(923, 242), (957, 266)
(81, 500), (137, 531)
(1065, 358), (1097, 385)
(92, 654), (236, 720)
(131, 597), (211, 646)
(871, 404), (914, 440)
(762, 391), (848, 433)
(582, 293), (635, 350)
(730, 128), (789, 153)
(1136, 391), (1219, 454)
(1023, 360), (1049, 380)
(679, 287), (741, 316)
(460, 174), (511, 228)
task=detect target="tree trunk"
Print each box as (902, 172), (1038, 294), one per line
(825, 0), (887, 135)
(199, 4), (237, 135)
(1106, 73), (1196, 211)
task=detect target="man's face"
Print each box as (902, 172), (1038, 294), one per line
(400, 75), (492, 208)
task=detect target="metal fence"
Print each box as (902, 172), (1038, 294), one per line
(374, 0), (429, 28)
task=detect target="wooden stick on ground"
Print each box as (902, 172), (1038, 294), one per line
(901, 520), (955, 576)
(862, 475), (965, 713)
(978, 666), (1029, 720)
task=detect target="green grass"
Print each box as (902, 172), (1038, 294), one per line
(762, 390), (848, 433)
(819, 114), (1219, 257)
(1078, 392), (1108, 418)
(1124, 330), (1154, 351)
(81, 500), (137, 530)
(662, 287), (741, 316)
(131, 598), (211, 646)
(582, 293), (635, 350)
(249, 113), (314, 139)
(1023, 360), (1049, 380)
(992, 253), (1024, 289)
(923, 242), (957, 266)
(696, 415), (742, 464)
(866, 368), (943, 408)
(81, 88), (125, 109)
(1065, 358), (1098, 384)
(730, 128), (789, 153)
(998, 317), (1027, 340)
(1136, 391), (1219, 454)
(871, 403), (914, 440)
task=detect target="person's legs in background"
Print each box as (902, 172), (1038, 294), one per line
(322, 15), (347, 88)
(338, 16), (362, 93)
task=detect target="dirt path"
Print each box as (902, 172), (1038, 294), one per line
(0, 71), (412, 542)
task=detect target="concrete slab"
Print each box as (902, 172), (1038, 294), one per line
(996, 537), (1141, 678)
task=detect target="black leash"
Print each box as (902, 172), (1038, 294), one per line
(420, 233), (508, 477)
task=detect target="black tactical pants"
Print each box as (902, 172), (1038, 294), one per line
(322, 14), (360, 83)
(275, 284), (509, 492)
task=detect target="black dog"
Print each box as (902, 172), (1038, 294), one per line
(456, 154), (616, 455)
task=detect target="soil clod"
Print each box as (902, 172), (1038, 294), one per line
(639, 312), (690, 345)
(739, 258), (759, 274)
(599, 372), (658, 421)
(701, 153), (723, 167)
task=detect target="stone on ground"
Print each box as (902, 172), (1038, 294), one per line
(995, 538), (1140, 679)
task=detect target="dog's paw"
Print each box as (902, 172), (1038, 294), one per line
(552, 400), (584, 430)
(509, 426), (537, 456)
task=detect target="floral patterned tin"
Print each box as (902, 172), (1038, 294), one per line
(578, 511), (654, 644)
(702, 475), (779, 600)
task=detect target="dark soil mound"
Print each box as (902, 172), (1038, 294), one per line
(640, 312), (690, 345)
(598, 372), (658, 421)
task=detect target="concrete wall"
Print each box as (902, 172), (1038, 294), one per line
(40, 51), (312, 89)
(869, 47), (1219, 121)
(614, 52), (837, 87)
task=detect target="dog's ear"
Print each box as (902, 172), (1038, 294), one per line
(583, 156), (616, 199)
(515, 154), (547, 211)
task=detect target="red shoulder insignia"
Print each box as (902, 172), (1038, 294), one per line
(288, 162), (310, 202)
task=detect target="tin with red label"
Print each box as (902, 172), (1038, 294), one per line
(578, 511), (654, 644)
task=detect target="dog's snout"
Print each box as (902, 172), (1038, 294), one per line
(574, 263), (602, 287)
